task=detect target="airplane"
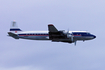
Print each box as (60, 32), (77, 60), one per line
(8, 21), (96, 45)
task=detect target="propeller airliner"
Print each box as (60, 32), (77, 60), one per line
(8, 21), (96, 45)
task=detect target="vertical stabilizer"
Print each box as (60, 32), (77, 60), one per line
(10, 20), (22, 33)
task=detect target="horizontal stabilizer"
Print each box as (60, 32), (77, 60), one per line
(8, 32), (17, 36)
(8, 32), (19, 39)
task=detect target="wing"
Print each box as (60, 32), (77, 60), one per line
(48, 24), (76, 44)
(48, 24), (66, 40)
(48, 24), (58, 32)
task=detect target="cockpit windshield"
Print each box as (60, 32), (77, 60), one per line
(87, 32), (90, 34)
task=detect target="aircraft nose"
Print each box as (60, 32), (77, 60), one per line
(93, 35), (96, 38)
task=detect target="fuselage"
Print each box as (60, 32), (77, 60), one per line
(16, 31), (96, 41)
(8, 22), (96, 45)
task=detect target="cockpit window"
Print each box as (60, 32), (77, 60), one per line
(87, 33), (90, 34)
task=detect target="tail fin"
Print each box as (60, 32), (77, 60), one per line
(10, 20), (22, 33)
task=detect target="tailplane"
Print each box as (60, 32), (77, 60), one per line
(10, 20), (22, 33)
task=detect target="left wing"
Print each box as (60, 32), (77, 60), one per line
(48, 24), (58, 32)
(48, 24), (76, 45)
(48, 24), (66, 40)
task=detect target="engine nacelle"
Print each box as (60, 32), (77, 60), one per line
(67, 34), (72, 38)
(59, 30), (72, 38)
(59, 30), (67, 35)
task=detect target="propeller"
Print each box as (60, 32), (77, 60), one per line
(67, 29), (74, 41)
(71, 33), (74, 42)
(66, 29), (76, 45)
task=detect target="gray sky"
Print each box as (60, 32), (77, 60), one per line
(0, 0), (105, 70)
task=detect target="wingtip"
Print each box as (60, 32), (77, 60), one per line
(48, 24), (54, 26)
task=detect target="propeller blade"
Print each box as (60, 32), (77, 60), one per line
(71, 36), (73, 41)
(71, 32), (74, 42)
(67, 29), (69, 33)
(67, 29), (70, 38)
(74, 41), (76, 46)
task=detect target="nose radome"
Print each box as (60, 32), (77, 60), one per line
(94, 35), (96, 38)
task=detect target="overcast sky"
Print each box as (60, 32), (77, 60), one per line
(0, 0), (105, 70)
